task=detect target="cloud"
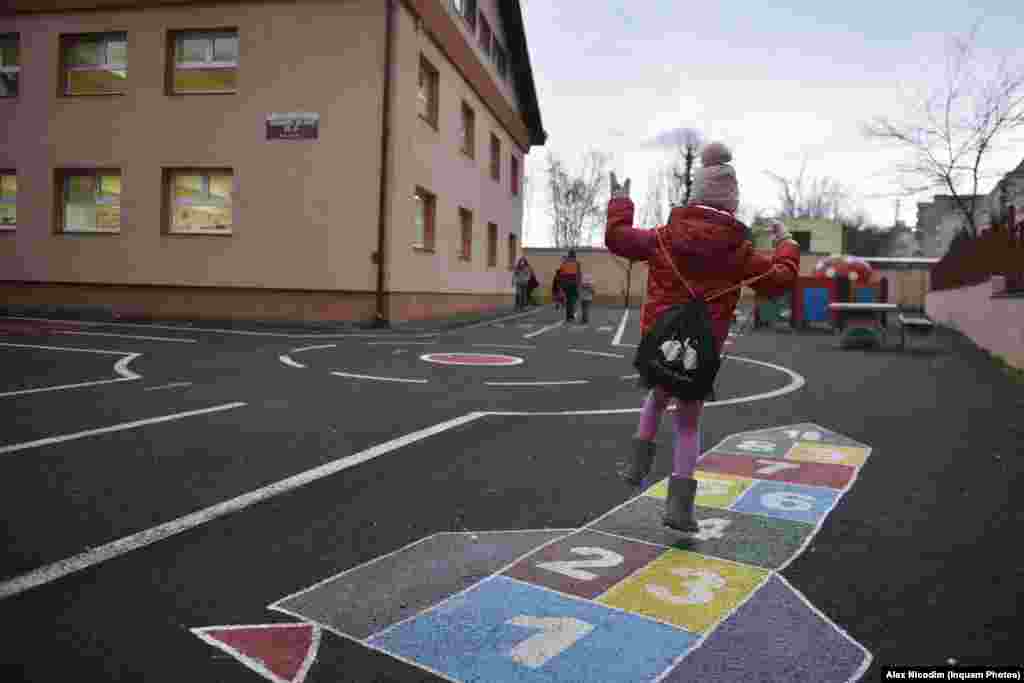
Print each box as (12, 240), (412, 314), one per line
(640, 127), (704, 150)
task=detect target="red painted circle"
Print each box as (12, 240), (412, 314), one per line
(420, 352), (524, 367)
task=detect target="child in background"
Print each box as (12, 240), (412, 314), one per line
(580, 273), (595, 324)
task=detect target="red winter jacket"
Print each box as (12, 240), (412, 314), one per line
(605, 198), (800, 348)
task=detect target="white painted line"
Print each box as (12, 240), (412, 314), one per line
(484, 380), (589, 386)
(0, 341), (134, 356)
(0, 344), (142, 397)
(114, 354), (142, 379)
(612, 308), (630, 346)
(331, 371), (428, 384)
(367, 341), (437, 346)
(569, 349), (626, 359)
(455, 307), (545, 332)
(523, 320), (564, 339)
(471, 344), (537, 350)
(0, 377), (137, 398)
(620, 373), (640, 380)
(279, 355), (304, 369)
(487, 354), (806, 415)
(290, 344), (338, 353)
(0, 402), (246, 457)
(143, 382), (193, 392)
(192, 623), (322, 683)
(597, 325), (614, 332)
(0, 411), (485, 600)
(56, 330), (197, 343)
(0, 316), (437, 340)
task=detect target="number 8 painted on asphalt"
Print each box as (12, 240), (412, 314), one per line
(761, 491), (815, 511)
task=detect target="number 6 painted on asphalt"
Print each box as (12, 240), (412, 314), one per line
(506, 616), (595, 669)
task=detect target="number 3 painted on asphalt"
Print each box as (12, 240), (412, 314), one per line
(646, 568), (726, 605)
(505, 616), (595, 669)
(536, 547), (624, 581)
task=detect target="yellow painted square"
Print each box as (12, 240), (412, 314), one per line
(788, 443), (869, 467)
(599, 549), (769, 634)
(642, 472), (752, 508)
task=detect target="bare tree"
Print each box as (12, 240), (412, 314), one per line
(546, 150), (611, 248)
(666, 128), (703, 207)
(765, 161), (849, 221)
(862, 25), (1024, 237)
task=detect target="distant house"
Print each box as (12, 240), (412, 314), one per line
(916, 158), (1024, 257)
(751, 216), (844, 255)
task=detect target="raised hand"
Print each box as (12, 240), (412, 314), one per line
(610, 171), (632, 199)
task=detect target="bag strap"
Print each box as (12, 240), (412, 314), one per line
(655, 227), (777, 303)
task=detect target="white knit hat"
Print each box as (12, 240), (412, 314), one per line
(690, 142), (738, 213)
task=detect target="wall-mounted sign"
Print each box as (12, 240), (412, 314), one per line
(266, 112), (319, 140)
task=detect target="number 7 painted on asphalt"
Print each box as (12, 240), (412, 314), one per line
(505, 616), (595, 669)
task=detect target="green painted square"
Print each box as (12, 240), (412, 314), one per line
(669, 509), (815, 569)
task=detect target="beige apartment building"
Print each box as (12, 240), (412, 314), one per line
(0, 0), (546, 323)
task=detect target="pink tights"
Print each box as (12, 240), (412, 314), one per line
(636, 386), (703, 478)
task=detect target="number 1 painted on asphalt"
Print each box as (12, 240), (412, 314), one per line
(506, 616), (595, 669)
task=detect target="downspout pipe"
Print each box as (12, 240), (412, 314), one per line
(373, 0), (396, 328)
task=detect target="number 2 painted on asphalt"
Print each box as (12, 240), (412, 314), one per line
(646, 568), (727, 605)
(755, 459), (801, 476)
(536, 547), (624, 581)
(505, 616), (595, 669)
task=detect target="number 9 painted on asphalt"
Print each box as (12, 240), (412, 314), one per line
(761, 491), (815, 511)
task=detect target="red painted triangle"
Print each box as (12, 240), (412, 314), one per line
(193, 623), (319, 683)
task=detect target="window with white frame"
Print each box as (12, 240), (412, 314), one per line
(60, 171), (122, 233)
(170, 30), (238, 94)
(418, 56), (439, 128)
(0, 34), (18, 98)
(414, 187), (436, 250)
(0, 172), (15, 229)
(167, 170), (234, 234)
(62, 32), (127, 96)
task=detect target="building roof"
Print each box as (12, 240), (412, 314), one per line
(498, 0), (546, 146)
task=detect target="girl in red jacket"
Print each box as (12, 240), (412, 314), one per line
(605, 142), (800, 532)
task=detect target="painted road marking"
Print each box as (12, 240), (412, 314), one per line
(612, 309), (630, 346)
(454, 307), (545, 332)
(279, 355), (305, 369)
(420, 353), (524, 367)
(330, 371), (429, 384)
(191, 623), (322, 683)
(485, 380), (589, 387)
(279, 344), (339, 369)
(56, 330), (197, 343)
(368, 341), (438, 346)
(569, 349), (626, 359)
(0, 411), (488, 600)
(0, 315), (438, 340)
(523, 320), (564, 339)
(0, 402), (247, 457)
(472, 344), (537, 350)
(143, 382), (193, 392)
(598, 326), (614, 332)
(228, 422), (870, 682)
(0, 343), (142, 397)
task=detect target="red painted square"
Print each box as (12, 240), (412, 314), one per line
(696, 452), (855, 490)
(503, 529), (666, 600)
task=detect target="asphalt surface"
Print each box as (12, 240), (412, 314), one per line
(0, 304), (1021, 682)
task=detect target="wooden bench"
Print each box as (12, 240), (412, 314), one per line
(898, 311), (935, 349)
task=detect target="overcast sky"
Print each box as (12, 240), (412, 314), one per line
(518, 0), (1024, 246)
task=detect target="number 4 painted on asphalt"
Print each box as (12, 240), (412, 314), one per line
(506, 616), (595, 669)
(755, 459), (801, 476)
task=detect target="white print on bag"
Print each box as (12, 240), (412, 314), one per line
(660, 338), (698, 369)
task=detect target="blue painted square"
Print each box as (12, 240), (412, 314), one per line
(730, 480), (840, 525)
(368, 575), (699, 682)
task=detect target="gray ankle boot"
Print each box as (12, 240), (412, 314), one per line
(663, 476), (699, 533)
(621, 438), (655, 486)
